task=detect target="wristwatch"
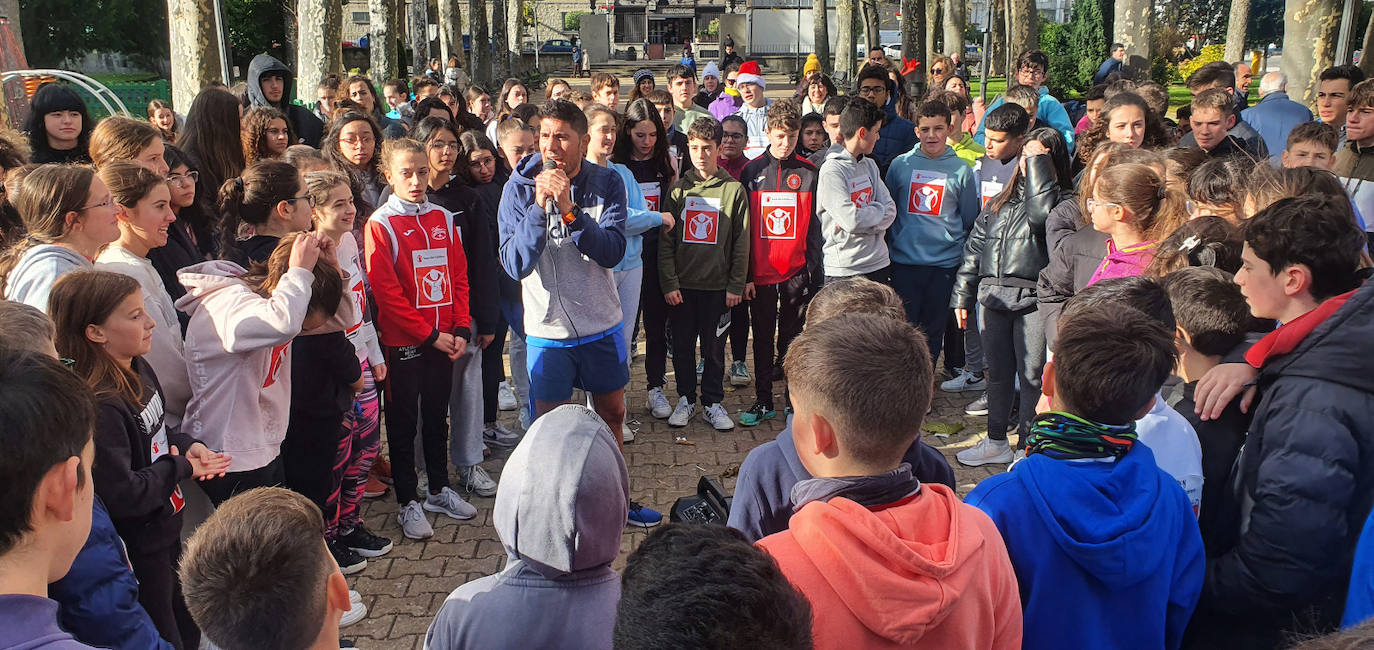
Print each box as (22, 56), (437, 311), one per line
(561, 208), (578, 226)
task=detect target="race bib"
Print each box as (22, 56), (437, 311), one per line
(262, 342), (289, 388)
(412, 248), (452, 309)
(908, 170), (948, 216)
(848, 176), (874, 208)
(683, 196), (721, 245)
(980, 180), (1004, 208)
(759, 191), (798, 240)
(639, 182), (661, 211)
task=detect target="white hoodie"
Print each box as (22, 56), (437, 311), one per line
(175, 261), (315, 472)
(97, 245), (191, 428)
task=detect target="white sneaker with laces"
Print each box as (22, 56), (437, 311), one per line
(458, 465), (498, 497)
(424, 487), (478, 520)
(941, 368), (987, 393)
(482, 422), (520, 448)
(702, 403), (735, 431)
(339, 599), (367, 627)
(647, 387), (672, 419)
(668, 396), (695, 427)
(497, 381), (518, 411)
(956, 437), (1015, 467)
(397, 500), (433, 540)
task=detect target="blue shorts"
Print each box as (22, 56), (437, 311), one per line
(526, 330), (630, 402)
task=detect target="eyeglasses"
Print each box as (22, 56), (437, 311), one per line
(470, 156), (496, 168)
(858, 85), (887, 96)
(167, 170), (199, 186)
(78, 198), (114, 212)
(428, 141), (460, 151)
(285, 195), (315, 207)
(1085, 198), (1119, 211)
(722, 132), (746, 141)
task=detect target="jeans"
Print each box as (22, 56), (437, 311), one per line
(889, 263), (958, 363)
(669, 289), (728, 405)
(615, 265), (644, 377)
(978, 301), (1045, 441)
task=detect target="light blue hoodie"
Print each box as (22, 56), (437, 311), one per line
(608, 161), (665, 273)
(3, 244), (90, 311)
(974, 86), (1075, 150)
(884, 144), (981, 268)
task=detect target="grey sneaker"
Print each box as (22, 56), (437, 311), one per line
(424, 487), (478, 520)
(941, 368), (987, 393)
(702, 402), (735, 431)
(482, 422), (520, 448)
(458, 465), (497, 497)
(729, 360), (751, 387)
(397, 500), (433, 540)
(964, 392), (990, 416)
(668, 396), (695, 427)
(956, 437), (1015, 467)
(497, 381), (517, 411)
(647, 386), (672, 419)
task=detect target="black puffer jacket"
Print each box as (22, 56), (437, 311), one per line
(951, 153), (1070, 309)
(1036, 224), (1108, 348)
(1185, 280), (1374, 649)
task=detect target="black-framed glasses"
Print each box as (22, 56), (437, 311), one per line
(858, 85), (887, 96)
(285, 195), (315, 207)
(722, 132), (746, 141)
(167, 170), (199, 186)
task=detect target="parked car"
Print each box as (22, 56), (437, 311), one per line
(540, 39), (575, 54)
(882, 42), (902, 59)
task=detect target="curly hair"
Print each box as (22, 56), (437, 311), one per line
(241, 106), (293, 166)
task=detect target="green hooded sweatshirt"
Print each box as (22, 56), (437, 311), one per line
(659, 167), (751, 295)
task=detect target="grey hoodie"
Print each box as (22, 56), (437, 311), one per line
(425, 405), (628, 650)
(817, 146), (898, 277)
(3, 244), (90, 311)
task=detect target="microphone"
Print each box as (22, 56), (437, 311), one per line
(542, 157), (567, 238)
(543, 158), (559, 216)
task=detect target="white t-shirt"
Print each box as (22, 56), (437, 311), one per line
(1137, 393), (1205, 513)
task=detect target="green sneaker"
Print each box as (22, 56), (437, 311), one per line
(738, 403), (777, 427)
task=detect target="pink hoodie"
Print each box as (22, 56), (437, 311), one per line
(175, 261), (355, 472)
(758, 483), (1022, 649)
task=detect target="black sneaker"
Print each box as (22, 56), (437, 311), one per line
(338, 525), (393, 558)
(328, 539), (367, 575)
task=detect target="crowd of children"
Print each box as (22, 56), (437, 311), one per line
(4, 43), (1374, 650)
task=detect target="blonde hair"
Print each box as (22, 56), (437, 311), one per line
(1094, 162), (1186, 242)
(89, 116), (160, 170)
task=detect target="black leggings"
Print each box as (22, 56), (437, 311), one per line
(129, 543), (199, 650)
(385, 344), (454, 504)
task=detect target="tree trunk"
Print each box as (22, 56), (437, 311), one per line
(491, 0), (509, 80)
(408, 0), (429, 76)
(900, 0), (923, 67)
(507, 0), (524, 75)
(369, 0), (398, 80)
(1224, 0), (1250, 63)
(1006, 0), (1036, 65)
(1358, 8), (1374, 77)
(470, 0), (491, 87)
(988, 0), (1003, 76)
(168, 0), (223, 109)
(296, 0), (341, 102)
(0, 0), (22, 59)
(1113, 0), (1152, 78)
(836, 0), (855, 86)
(924, 0), (938, 70)
(863, 0), (880, 52)
(815, 0), (831, 74)
(438, 0), (465, 71)
(943, 0), (963, 59)
(1283, 0), (1341, 104)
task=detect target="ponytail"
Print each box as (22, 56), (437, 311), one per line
(1095, 163), (1187, 243)
(217, 161), (301, 260)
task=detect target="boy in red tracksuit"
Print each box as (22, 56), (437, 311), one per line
(738, 101), (823, 427)
(365, 138), (474, 541)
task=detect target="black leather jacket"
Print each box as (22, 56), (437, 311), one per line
(951, 154), (1071, 309)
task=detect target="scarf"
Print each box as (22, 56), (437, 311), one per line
(790, 463), (920, 512)
(1023, 412), (1137, 461)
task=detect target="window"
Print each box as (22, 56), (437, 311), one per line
(352, 11), (369, 23)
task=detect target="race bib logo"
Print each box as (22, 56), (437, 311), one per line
(412, 248), (453, 308)
(980, 180), (1004, 208)
(639, 182), (660, 211)
(759, 191), (798, 240)
(848, 176), (873, 208)
(908, 170), (948, 216)
(683, 196), (720, 245)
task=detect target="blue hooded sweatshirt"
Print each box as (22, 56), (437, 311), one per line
(974, 86), (1075, 150)
(1345, 507), (1374, 628)
(884, 144), (981, 268)
(727, 422), (957, 543)
(966, 443), (1205, 650)
(607, 161), (665, 273)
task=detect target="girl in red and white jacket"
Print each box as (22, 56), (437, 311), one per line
(364, 137), (474, 541)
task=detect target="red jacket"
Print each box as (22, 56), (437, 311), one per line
(365, 194), (471, 347)
(741, 150), (822, 287)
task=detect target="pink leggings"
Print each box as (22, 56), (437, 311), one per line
(328, 360), (382, 538)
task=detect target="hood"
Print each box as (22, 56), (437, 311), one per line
(786, 485), (989, 644)
(174, 260), (250, 316)
(494, 405), (628, 578)
(513, 152), (547, 184)
(1015, 446), (1177, 585)
(246, 53), (294, 109)
(1256, 280), (1374, 394)
(775, 425), (811, 484)
(10, 243), (88, 278)
(825, 144), (861, 166)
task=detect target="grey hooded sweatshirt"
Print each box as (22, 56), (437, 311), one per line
(425, 405), (628, 650)
(3, 244), (90, 311)
(246, 53), (324, 148)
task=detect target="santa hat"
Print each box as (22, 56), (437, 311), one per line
(736, 61), (766, 89)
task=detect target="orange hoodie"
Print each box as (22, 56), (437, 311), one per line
(758, 483), (1022, 649)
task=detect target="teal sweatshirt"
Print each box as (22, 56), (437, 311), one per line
(884, 145), (981, 269)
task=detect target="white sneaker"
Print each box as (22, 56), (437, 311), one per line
(339, 598), (367, 627)
(424, 487), (478, 520)
(518, 407), (532, 431)
(647, 386), (672, 419)
(349, 590), (362, 605)
(397, 500), (433, 540)
(702, 403), (735, 431)
(729, 360), (751, 387)
(956, 437), (1015, 467)
(498, 381), (517, 411)
(482, 422), (520, 448)
(941, 368), (987, 393)
(458, 465), (498, 497)
(668, 396), (695, 427)
(622, 425), (636, 444)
